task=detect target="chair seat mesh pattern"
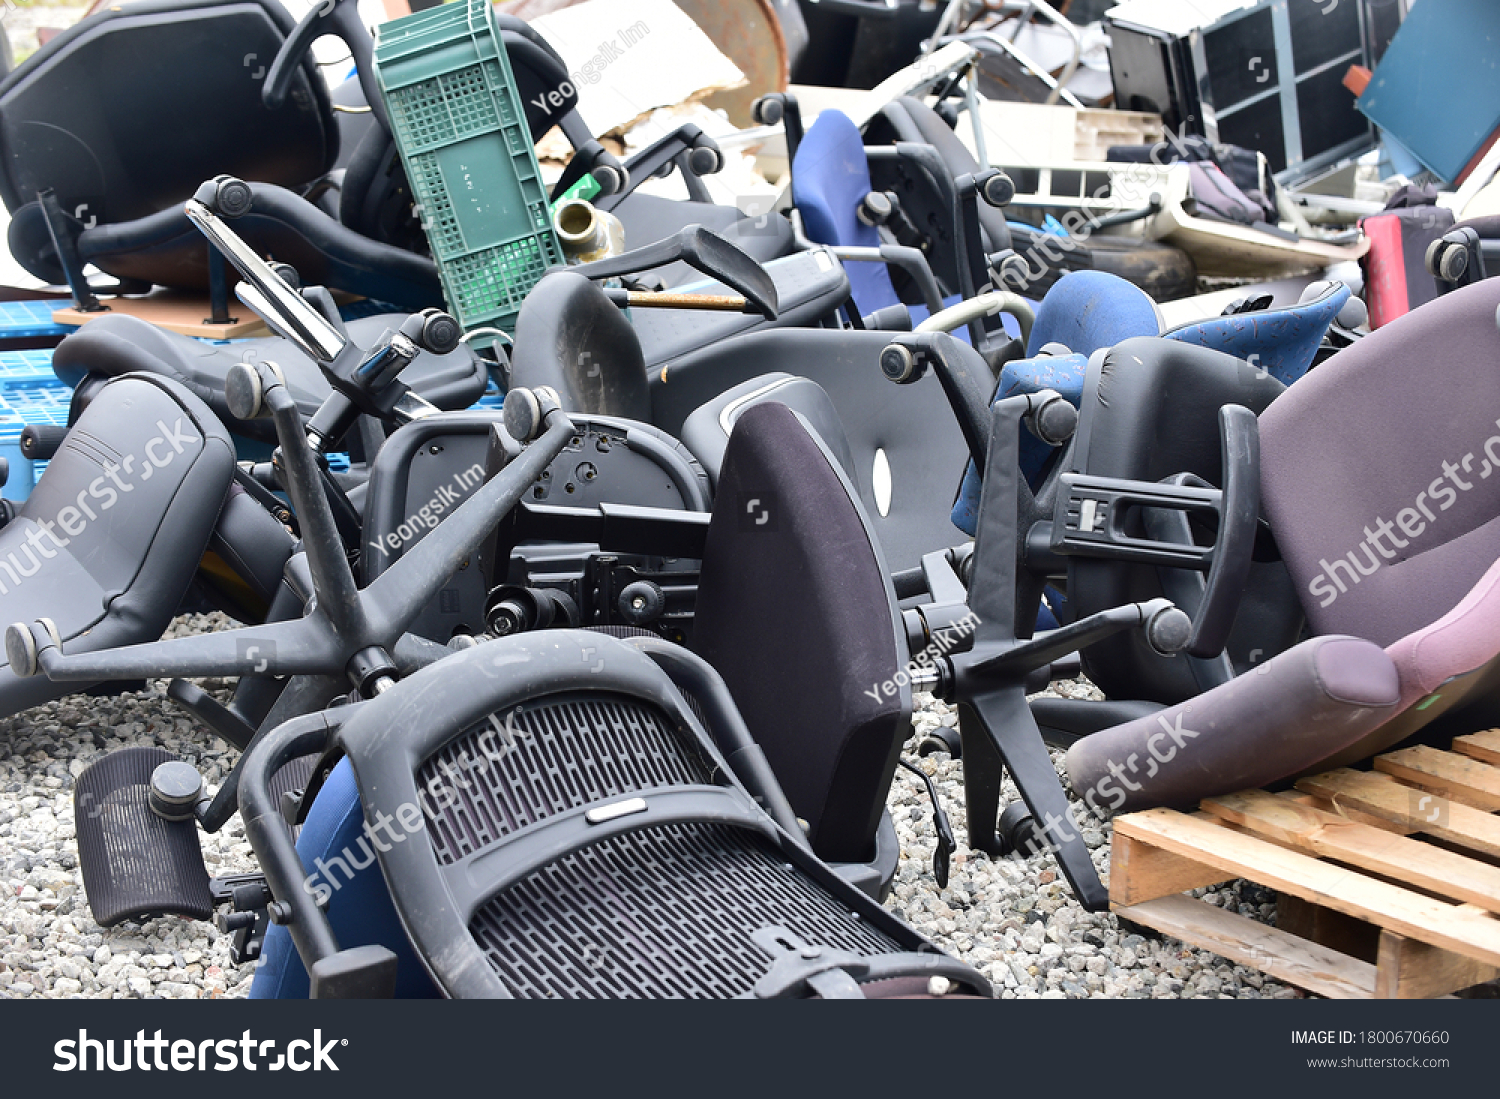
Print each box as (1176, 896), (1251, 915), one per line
(417, 693), (718, 864)
(468, 821), (902, 998)
(414, 691), (907, 997)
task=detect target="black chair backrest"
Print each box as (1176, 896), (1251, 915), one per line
(650, 327), (972, 574)
(863, 96), (1012, 290)
(0, 0), (336, 224)
(510, 270), (652, 422)
(693, 402), (909, 864)
(1066, 338), (1300, 704)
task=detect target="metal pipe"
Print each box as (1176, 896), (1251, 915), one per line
(915, 290), (1035, 347)
(237, 714), (344, 968)
(185, 199), (346, 363)
(265, 383), (367, 641)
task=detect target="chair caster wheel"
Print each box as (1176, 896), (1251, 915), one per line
(917, 726), (961, 758)
(211, 175), (254, 218)
(752, 95), (783, 125)
(999, 801), (1045, 857)
(225, 362), (265, 420)
(687, 144), (722, 177)
(6, 622), (37, 677)
(591, 163), (627, 196)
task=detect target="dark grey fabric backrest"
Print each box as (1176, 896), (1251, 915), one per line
(509, 269), (651, 422)
(692, 402), (907, 864)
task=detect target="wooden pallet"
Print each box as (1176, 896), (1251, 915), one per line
(1108, 731), (1500, 999)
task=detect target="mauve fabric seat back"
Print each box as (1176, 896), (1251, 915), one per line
(1259, 277), (1500, 648)
(692, 402), (908, 865)
(1385, 555), (1500, 709)
(1066, 634), (1400, 813)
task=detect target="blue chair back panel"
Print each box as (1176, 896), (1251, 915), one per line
(1164, 284), (1350, 386)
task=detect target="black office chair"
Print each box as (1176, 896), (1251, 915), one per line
(3, 0), (788, 309)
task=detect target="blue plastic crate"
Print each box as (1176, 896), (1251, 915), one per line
(0, 300), (74, 343)
(0, 375), (73, 501)
(0, 349), (60, 380)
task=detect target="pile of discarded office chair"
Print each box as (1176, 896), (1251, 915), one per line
(0, 0), (1494, 1000)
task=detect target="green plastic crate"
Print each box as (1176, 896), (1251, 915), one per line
(372, 0), (563, 334)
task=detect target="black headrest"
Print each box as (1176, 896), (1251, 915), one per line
(0, 0), (335, 222)
(1077, 337), (1284, 484)
(693, 402), (907, 863)
(509, 269), (650, 421)
(679, 372), (856, 489)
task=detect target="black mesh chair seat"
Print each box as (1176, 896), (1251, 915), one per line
(314, 632), (986, 998)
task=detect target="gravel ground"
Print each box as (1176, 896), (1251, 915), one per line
(887, 690), (1299, 1000)
(0, 615), (258, 999)
(0, 615), (1300, 1000)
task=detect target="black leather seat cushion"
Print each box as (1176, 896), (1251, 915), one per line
(0, 373), (235, 718)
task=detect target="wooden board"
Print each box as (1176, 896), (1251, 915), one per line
(1201, 789), (1500, 914)
(1453, 728), (1500, 768)
(1112, 809), (1500, 968)
(52, 294), (270, 339)
(1114, 893), (1377, 999)
(1296, 768), (1500, 860)
(1374, 744), (1500, 812)
(1109, 737), (1500, 998)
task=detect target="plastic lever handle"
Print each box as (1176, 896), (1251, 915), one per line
(1186, 404), (1260, 659)
(570, 226), (779, 320)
